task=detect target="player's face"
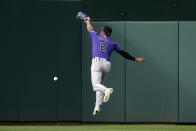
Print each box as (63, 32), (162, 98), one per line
(101, 31), (106, 35)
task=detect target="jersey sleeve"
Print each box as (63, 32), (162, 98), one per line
(89, 30), (98, 39)
(114, 42), (123, 53)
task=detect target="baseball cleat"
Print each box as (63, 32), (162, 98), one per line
(93, 105), (100, 116)
(93, 110), (99, 116)
(103, 88), (113, 103)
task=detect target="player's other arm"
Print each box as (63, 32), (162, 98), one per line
(118, 50), (144, 62)
(114, 42), (144, 62)
(86, 17), (94, 32)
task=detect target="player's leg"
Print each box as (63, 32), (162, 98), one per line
(101, 61), (113, 103)
(101, 71), (109, 84)
(96, 69), (109, 107)
(91, 61), (108, 116)
(91, 69), (104, 116)
(101, 60), (111, 83)
(91, 61), (108, 93)
(97, 67), (106, 103)
(92, 71), (108, 116)
(93, 90), (104, 116)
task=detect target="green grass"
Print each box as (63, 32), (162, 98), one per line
(0, 125), (196, 131)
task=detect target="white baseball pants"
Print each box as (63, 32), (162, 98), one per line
(91, 57), (111, 108)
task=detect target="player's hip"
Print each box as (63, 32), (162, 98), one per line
(91, 57), (111, 72)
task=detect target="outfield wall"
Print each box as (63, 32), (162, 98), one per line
(1, 0), (196, 123)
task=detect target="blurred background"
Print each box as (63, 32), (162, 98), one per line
(0, 0), (196, 123)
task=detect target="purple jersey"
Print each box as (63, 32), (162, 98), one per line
(90, 30), (122, 61)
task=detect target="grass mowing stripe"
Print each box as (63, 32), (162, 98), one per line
(0, 126), (196, 131)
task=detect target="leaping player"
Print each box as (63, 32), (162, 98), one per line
(78, 12), (144, 116)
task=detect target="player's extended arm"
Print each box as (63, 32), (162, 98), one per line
(86, 18), (94, 32)
(118, 50), (144, 62)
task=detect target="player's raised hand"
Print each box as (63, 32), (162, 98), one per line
(85, 17), (90, 23)
(135, 58), (144, 62)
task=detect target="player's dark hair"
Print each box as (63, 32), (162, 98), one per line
(103, 26), (112, 37)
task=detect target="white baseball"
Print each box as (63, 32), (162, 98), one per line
(53, 76), (58, 81)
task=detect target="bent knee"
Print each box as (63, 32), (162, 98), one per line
(92, 82), (101, 91)
(92, 82), (101, 88)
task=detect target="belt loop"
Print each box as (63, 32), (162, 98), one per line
(93, 57), (108, 62)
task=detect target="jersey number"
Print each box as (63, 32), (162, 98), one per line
(100, 42), (107, 51)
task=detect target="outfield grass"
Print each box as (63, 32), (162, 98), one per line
(0, 125), (196, 131)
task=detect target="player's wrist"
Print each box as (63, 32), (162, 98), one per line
(86, 21), (90, 24)
(85, 17), (90, 23)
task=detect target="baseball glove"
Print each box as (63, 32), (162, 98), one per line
(77, 11), (89, 22)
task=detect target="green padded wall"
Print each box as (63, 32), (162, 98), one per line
(125, 22), (178, 122)
(0, 1), (82, 121)
(20, 2), (59, 121)
(179, 21), (196, 123)
(0, 1), (21, 121)
(57, 2), (82, 121)
(83, 0), (196, 21)
(20, 1), (81, 121)
(82, 22), (125, 122)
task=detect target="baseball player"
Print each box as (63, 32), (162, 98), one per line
(85, 17), (144, 116)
